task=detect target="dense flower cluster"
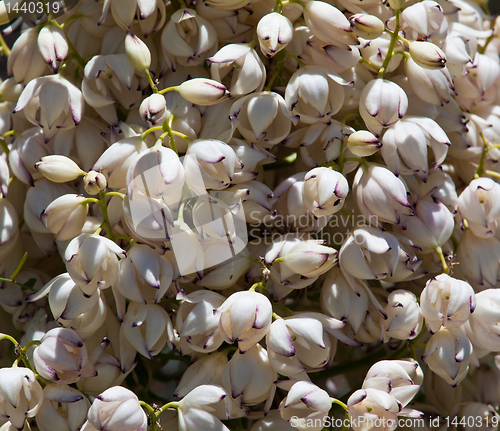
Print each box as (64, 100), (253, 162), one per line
(1, 0), (500, 430)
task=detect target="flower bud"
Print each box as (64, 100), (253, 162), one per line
(37, 23), (69, 73)
(35, 155), (85, 183)
(409, 41), (446, 70)
(349, 14), (385, 40)
(422, 327), (472, 386)
(42, 194), (89, 241)
(124, 33), (151, 72)
(257, 13), (293, 58)
(139, 94), (167, 126)
(420, 274), (476, 334)
(216, 290), (272, 353)
(302, 167), (349, 217)
(83, 171), (107, 195)
(82, 386), (147, 431)
(346, 130), (382, 157)
(0, 367), (44, 430)
(177, 78), (230, 106)
(388, 0), (406, 10)
(33, 327), (96, 384)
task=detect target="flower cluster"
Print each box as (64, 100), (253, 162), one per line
(1, 0), (500, 430)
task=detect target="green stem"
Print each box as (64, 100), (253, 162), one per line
(141, 125), (163, 141)
(144, 69), (158, 94)
(359, 57), (378, 71)
(0, 333), (19, 346)
(378, 9), (400, 78)
(434, 245), (449, 275)
(158, 86), (178, 95)
(158, 401), (180, 415)
(10, 252), (27, 279)
(0, 31), (10, 57)
(139, 401), (158, 431)
(104, 192), (126, 200)
(0, 138), (10, 156)
(331, 398), (348, 412)
(163, 116), (179, 155)
(98, 191), (115, 241)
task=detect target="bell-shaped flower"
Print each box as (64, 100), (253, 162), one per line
(398, 200), (454, 252)
(139, 94), (167, 126)
(303, 1), (358, 47)
(422, 327), (472, 386)
(0, 367), (44, 430)
(302, 167), (349, 217)
(215, 290), (272, 353)
(176, 78), (230, 106)
(222, 344), (277, 411)
(285, 65), (348, 124)
(162, 8), (218, 66)
(184, 139), (241, 192)
(320, 267), (375, 335)
(468, 289), (500, 352)
(457, 177), (500, 239)
(83, 171), (107, 196)
(33, 328), (96, 384)
(443, 35), (472, 78)
(81, 386), (147, 431)
(347, 388), (401, 431)
(381, 116), (450, 181)
(257, 13), (293, 58)
(399, 0), (448, 44)
(27, 273), (100, 324)
(176, 290), (226, 354)
(121, 302), (174, 359)
(408, 41), (446, 70)
(354, 164), (413, 226)
(82, 54), (141, 124)
(36, 384), (89, 431)
(208, 43), (266, 97)
(114, 245), (173, 304)
(65, 234), (126, 295)
(279, 381), (332, 431)
(363, 359), (423, 408)
(175, 352), (228, 398)
(359, 79), (408, 136)
(41, 194), (89, 241)
(266, 312), (347, 377)
(37, 23), (69, 73)
(7, 27), (48, 84)
(420, 274), (476, 334)
(404, 57), (454, 106)
(176, 385), (230, 431)
(339, 227), (402, 280)
(93, 137), (147, 189)
(383, 290), (423, 342)
(14, 76), (84, 142)
(229, 92), (291, 148)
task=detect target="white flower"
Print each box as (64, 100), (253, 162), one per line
(468, 289), (500, 352)
(41, 194), (89, 241)
(349, 14), (385, 40)
(176, 290), (226, 354)
(354, 164), (413, 226)
(14, 76), (84, 142)
(176, 78), (230, 106)
(422, 327), (472, 386)
(0, 368), (44, 430)
(257, 13), (293, 58)
(81, 386), (147, 431)
(383, 290), (423, 342)
(208, 44), (266, 97)
(139, 94), (167, 126)
(280, 381), (332, 431)
(83, 171), (107, 195)
(36, 384), (89, 431)
(285, 65), (348, 124)
(359, 79), (408, 136)
(162, 8), (218, 66)
(420, 274), (476, 334)
(348, 388), (400, 431)
(302, 167), (349, 217)
(177, 385), (230, 431)
(346, 130), (382, 158)
(216, 290), (272, 353)
(121, 302), (174, 359)
(33, 327), (96, 384)
(408, 41), (446, 70)
(65, 234), (126, 294)
(37, 23), (69, 73)
(124, 33), (151, 72)
(222, 344), (276, 410)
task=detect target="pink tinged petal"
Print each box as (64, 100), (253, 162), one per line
(247, 94), (279, 140)
(44, 383), (84, 403)
(180, 301), (218, 337)
(105, 55), (135, 90)
(299, 73), (329, 115)
(285, 317), (326, 348)
(208, 43), (251, 64)
(0, 368), (23, 407)
(38, 81), (69, 129)
(14, 79), (38, 113)
(36, 338), (80, 372)
(181, 385), (227, 407)
(268, 319), (295, 357)
(347, 389), (367, 406)
(130, 246), (161, 288)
